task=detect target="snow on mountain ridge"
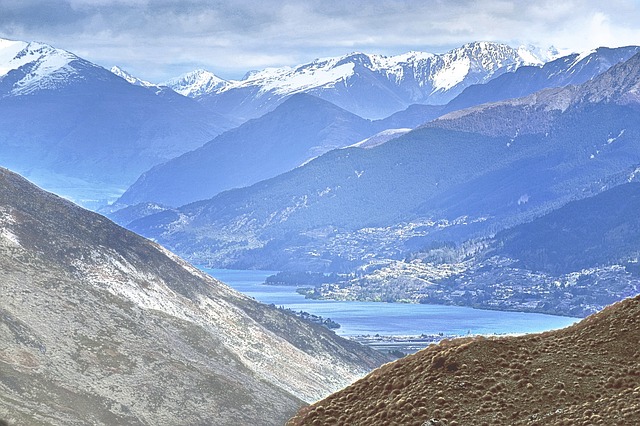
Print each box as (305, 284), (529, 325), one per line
(573, 49), (599, 65)
(348, 128), (412, 149)
(110, 65), (154, 87)
(429, 42), (542, 92)
(517, 44), (560, 65)
(0, 37), (95, 95)
(169, 42), (552, 101)
(255, 62), (355, 95)
(0, 38), (28, 76)
(163, 69), (228, 97)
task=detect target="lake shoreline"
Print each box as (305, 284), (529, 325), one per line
(202, 267), (580, 342)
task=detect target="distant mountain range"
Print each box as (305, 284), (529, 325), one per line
(113, 45), (639, 211)
(165, 42), (556, 120)
(3, 37), (632, 213)
(443, 45), (640, 114)
(0, 167), (387, 425)
(0, 38), (235, 208)
(127, 52), (640, 278)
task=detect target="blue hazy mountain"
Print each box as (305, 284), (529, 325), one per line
(118, 46), (640, 211)
(0, 38), (234, 208)
(116, 93), (378, 207)
(128, 52), (640, 271)
(496, 182), (640, 275)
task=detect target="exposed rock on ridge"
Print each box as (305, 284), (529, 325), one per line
(0, 167), (387, 425)
(178, 41), (550, 120)
(431, 51), (640, 137)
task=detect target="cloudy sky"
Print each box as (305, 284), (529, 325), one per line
(1, 0), (639, 82)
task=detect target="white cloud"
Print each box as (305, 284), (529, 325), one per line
(0, 0), (639, 82)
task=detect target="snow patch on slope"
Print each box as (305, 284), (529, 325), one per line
(349, 128), (412, 149)
(0, 207), (20, 247)
(0, 39), (28, 76)
(110, 65), (154, 87)
(432, 57), (471, 91)
(574, 49), (598, 64)
(607, 129), (625, 144)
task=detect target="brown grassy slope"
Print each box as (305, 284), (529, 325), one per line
(288, 294), (640, 425)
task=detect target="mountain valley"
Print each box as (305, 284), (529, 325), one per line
(0, 167), (387, 425)
(116, 93), (379, 208)
(120, 51), (640, 321)
(1, 27), (639, 425)
(128, 52), (640, 270)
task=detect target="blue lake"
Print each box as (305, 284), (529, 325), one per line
(202, 268), (580, 337)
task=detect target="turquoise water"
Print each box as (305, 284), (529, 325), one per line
(203, 268), (580, 337)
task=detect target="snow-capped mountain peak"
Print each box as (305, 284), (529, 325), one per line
(168, 41), (550, 103)
(0, 37), (93, 95)
(226, 42), (543, 97)
(517, 44), (561, 65)
(162, 69), (228, 97)
(235, 59), (354, 96)
(428, 41), (549, 92)
(110, 65), (154, 87)
(166, 41), (560, 119)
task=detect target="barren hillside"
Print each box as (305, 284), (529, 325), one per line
(289, 295), (640, 425)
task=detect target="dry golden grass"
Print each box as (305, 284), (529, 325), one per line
(288, 294), (640, 425)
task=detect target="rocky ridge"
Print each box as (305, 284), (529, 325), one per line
(173, 41), (552, 120)
(0, 167), (387, 425)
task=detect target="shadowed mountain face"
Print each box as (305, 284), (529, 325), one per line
(117, 93), (377, 207)
(0, 167), (387, 425)
(288, 295), (640, 425)
(496, 182), (640, 275)
(128, 53), (640, 272)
